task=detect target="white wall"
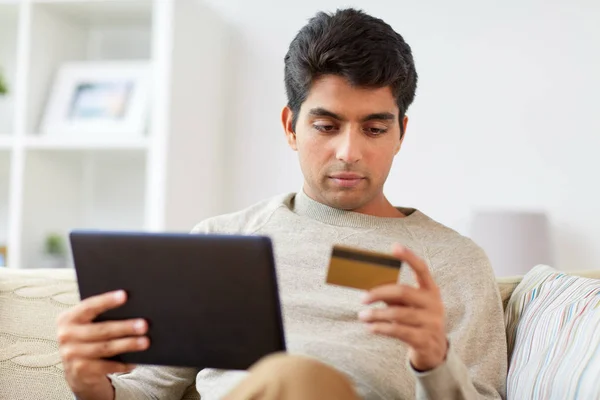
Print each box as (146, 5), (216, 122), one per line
(201, 0), (600, 271)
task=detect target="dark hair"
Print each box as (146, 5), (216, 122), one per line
(284, 8), (418, 135)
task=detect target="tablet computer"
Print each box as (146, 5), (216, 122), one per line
(69, 230), (286, 370)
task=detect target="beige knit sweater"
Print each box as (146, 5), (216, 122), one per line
(108, 191), (507, 399)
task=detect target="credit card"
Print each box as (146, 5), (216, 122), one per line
(326, 245), (402, 290)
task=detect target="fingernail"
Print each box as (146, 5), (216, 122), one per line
(358, 310), (371, 320)
(134, 320), (146, 333)
(114, 290), (126, 301)
(138, 337), (148, 348)
(361, 293), (371, 304)
(395, 244), (405, 252)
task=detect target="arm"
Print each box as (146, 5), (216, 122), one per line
(108, 365), (199, 400)
(361, 243), (507, 399)
(73, 364), (198, 400)
(103, 218), (215, 399)
(412, 243), (507, 399)
(72, 378), (115, 400)
(103, 219), (214, 399)
(60, 282), (200, 400)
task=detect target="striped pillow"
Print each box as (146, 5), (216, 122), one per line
(505, 265), (600, 399)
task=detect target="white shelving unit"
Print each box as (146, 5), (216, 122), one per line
(0, 3), (18, 137)
(0, 0), (230, 268)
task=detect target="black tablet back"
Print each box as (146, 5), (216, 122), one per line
(70, 230), (286, 370)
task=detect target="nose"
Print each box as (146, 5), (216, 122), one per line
(335, 130), (362, 164)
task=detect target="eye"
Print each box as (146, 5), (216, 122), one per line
(365, 127), (388, 135)
(313, 124), (338, 133)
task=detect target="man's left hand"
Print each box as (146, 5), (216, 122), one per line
(358, 244), (448, 372)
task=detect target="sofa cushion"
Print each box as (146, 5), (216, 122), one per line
(0, 268), (200, 400)
(497, 269), (600, 311)
(0, 268), (78, 399)
(497, 278), (521, 310)
(505, 264), (600, 399)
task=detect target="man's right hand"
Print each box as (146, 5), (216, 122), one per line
(56, 290), (150, 400)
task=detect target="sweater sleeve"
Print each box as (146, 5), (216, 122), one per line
(109, 365), (199, 400)
(412, 240), (507, 399)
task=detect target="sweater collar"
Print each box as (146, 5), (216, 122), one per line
(292, 189), (422, 229)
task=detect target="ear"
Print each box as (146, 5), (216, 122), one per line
(282, 106), (298, 151)
(395, 116), (409, 155)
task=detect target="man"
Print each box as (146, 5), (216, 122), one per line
(57, 8), (507, 400)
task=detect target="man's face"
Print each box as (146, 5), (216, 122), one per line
(283, 75), (406, 212)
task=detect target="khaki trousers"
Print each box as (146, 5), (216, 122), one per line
(223, 353), (361, 400)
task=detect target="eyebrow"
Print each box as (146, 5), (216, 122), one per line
(308, 107), (395, 122)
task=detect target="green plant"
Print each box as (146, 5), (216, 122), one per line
(0, 70), (7, 95)
(44, 233), (66, 256)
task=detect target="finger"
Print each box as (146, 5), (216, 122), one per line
(364, 284), (431, 309)
(68, 291), (127, 324)
(61, 337), (150, 361)
(392, 244), (437, 291)
(358, 306), (428, 327)
(69, 359), (137, 379)
(58, 319), (147, 344)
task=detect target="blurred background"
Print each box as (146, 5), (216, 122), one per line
(0, 0), (598, 274)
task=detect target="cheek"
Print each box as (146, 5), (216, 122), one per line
(298, 136), (330, 166)
(368, 147), (396, 177)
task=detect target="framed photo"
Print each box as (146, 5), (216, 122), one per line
(41, 61), (151, 138)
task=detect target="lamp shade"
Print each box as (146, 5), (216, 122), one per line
(469, 211), (553, 276)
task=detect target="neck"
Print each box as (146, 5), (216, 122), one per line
(303, 185), (405, 218)
(293, 190), (418, 229)
(349, 194), (405, 218)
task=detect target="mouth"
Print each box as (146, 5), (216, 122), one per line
(328, 173), (365, 188)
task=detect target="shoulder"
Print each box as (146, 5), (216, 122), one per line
(407, 211), (485, 260)
(406, 212), (493, 283)
(190, 192), (295, 234)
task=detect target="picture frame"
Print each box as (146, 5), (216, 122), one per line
(40, 61), (151, 138)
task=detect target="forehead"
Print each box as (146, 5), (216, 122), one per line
(301, 75), (398, 116)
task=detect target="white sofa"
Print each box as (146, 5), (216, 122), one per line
(1, 267), (599, 399)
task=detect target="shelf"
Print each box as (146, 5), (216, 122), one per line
(21, 149), (146, 268)
(0, 134), (13, 149)
(0, 0), (230, 268)
(0, 152), (9, 266)
(0, 2), (17, 266)
(24, 135), (149, 150)
(25, 1), (153, 134)
(0, 4), (19, 135)
(31, 0), (152, 25)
